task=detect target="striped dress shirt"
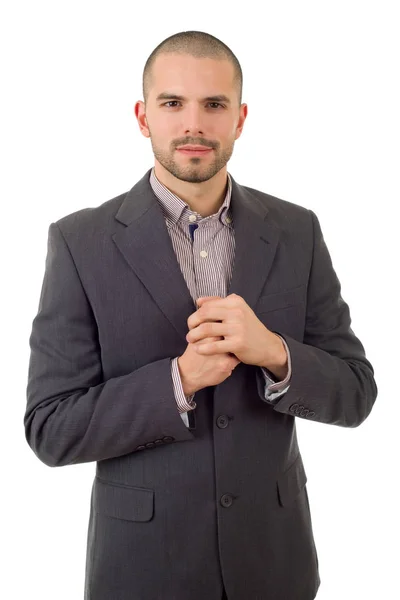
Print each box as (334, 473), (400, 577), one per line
(149, 167), (292, 428)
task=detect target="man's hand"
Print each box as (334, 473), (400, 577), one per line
(187, 294), (287, 371)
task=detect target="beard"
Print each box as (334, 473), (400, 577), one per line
(149, 136), (235, 184)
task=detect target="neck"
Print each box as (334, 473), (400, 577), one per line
(153, 161), (228, 217)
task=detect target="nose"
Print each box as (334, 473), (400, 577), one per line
(183, 104), (205, 136)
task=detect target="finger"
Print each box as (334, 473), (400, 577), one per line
(188, 306), (231, 330)
(197, 294), (239, 306)
(188, 318), (223, 333)
(194, 339), (233, 354)
(195, 336), (223, 345)
(196, 296), (221, 307)
(186, 323), (226, 343)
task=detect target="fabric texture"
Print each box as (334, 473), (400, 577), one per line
(25, 167), (378, 600)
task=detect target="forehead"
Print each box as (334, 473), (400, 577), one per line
(150, 53), (235, 96)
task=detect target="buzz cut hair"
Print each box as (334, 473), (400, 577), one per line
(142, 30), (243, 106)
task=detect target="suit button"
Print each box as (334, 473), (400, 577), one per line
(220, 494), (234, 507)
(136, 445), (146, 451)
(145, 442), (156, 449)
(217, 415), (229, 429)
(163, 436), (175, 443)
(154, 439), (163, 445)
(290, 403), (299, 413)
(308, 411), (316, 418)
(300, 408), (309, 417)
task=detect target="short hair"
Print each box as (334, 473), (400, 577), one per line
(142, 30), (243, 106)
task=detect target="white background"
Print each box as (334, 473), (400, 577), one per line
(1, 1), (399, 598)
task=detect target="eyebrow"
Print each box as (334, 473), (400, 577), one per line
(155, 93), (231, 105)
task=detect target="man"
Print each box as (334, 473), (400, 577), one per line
(24, 30), (378, 600)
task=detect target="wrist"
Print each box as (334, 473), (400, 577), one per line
(177, 356), (197, 396)
(259, 333), (288, 379)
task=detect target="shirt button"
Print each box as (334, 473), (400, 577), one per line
(200, 250), (208, 258)
(189, 214), (197, 222)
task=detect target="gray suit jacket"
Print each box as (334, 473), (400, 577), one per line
(24, 168), (378, 600)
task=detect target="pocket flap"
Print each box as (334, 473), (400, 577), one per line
(277, 453), (307, 507)
(94, 477), (154, 522)
(256, 285), (306, 314)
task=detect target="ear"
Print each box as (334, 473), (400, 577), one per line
(134, 100), (150, 138)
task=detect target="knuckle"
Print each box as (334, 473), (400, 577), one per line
(221, 358), (232, 371)
(204, 322), (212, 335)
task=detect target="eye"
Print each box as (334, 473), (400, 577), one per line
(162, 101), (224, 109)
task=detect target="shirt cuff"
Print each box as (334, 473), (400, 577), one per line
(171, 357), (197, 414)
(260, 335), (292, 401)
(180, 412), (190, 428)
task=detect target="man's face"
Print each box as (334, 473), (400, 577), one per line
(138, 53), (247, 184)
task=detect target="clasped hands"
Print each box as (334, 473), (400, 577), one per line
(186, 293), (286, 369)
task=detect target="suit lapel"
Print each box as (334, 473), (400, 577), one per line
(112, 168), (281, 343)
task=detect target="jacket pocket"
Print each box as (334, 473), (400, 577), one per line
(277, 453), (307, 507)
(93, 476), (154, 522)
(256, 284), (306, 314)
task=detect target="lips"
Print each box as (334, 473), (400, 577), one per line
(177, 146), (213, 156)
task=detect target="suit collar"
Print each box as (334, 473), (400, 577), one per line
(112, 168), (280, 343)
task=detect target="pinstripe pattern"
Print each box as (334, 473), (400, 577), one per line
(149, 168), (291, 427)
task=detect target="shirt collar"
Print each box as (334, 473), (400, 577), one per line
(149, 166), (233, 228)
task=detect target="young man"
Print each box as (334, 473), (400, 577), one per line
(25, 30), (378, 600)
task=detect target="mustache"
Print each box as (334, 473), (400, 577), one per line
(174, 140), (217, 149)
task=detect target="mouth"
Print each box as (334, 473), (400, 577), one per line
(176, 147), (213, 156)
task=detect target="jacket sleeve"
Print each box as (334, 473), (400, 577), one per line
(264, 209), (378, 427)
(24, 222), (194, 467)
